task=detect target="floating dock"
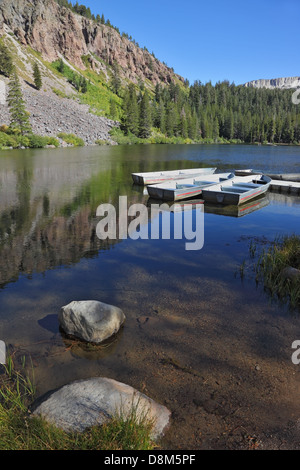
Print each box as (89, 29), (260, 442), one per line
(269, 179), (300, 195)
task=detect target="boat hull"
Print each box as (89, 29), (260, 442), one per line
(132, 167), (216, 185)
(201, 175), (271, 205)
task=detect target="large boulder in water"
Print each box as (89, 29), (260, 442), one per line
(58, 300), (125, 344)
(32, 377), (171, 440)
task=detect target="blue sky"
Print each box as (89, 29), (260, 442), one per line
(80, 0), (299, 85)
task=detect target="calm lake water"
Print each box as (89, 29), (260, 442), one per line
(0, 143), (300, 449)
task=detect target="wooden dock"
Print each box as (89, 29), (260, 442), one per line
(269, 179), (300, 195)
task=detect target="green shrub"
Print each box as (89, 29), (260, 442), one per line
(47, 136), (60, 147)
(27, 134), (50, 148)
(57, 132), (85, 146)
(0, 131), (18, 148)
(95, 139), (111, 145)
(0, 126), (60, 150)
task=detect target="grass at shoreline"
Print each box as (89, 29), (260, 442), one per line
(253, 234), (300, 310)
(0, 355), (156, 450)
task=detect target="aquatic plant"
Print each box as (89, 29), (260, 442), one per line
(254, 234), (300, 310)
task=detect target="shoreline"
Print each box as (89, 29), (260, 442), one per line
(1, 137), (300, 152)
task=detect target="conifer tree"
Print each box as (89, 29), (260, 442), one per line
(139, 91), (152, 138)
(111, 62), (122, 96)
(7, 69), (32, 135)
(33, 62), (42, 90)
(122, 84), (139, 135)
(0, 41), (14, 77)
(109, 99), (118, 119)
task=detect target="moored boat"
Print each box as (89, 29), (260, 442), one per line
(131, 167), (216, 185)
(201, 174), (271, 205)
(147, 172), (235, 201)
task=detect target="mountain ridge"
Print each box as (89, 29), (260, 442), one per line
(244, 76), (300, 89)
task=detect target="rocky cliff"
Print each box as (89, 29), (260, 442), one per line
(244, 76), (300, 90)
(0, 0), (183, 86)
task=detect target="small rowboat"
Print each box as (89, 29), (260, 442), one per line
(147, 172), (235, 201)
(131, 167), (216, 185)
(201, 174), (271, 205)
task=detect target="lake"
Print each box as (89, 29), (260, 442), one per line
(0, 143), (300, 449)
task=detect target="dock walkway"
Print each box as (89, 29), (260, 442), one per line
(269, 179), (300, 195)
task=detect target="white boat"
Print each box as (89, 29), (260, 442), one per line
(147, 172), (235, 201)
(131, 167), (216, 185)
(201, 174), (271, 205)
(235, 169), (262, 176)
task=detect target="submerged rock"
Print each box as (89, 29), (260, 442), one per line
(280, 266), (300, 282)
(58, 300), (125, 344)
(32, 377), (171, 439)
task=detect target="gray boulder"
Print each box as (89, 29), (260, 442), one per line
(280, 266), (300, 282)
(58, 300), (125, 343)
(32, 377), (171, 440)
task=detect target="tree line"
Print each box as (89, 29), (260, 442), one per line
(121, 80), (300, 144)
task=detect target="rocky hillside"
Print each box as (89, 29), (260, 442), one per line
(244, 76), (300, 90)
(0, 0), (186, 145)
(0, 0), (183, 86)
(0, 30), (118, 145)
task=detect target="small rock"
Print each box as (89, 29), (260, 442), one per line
(280, 266), (300, 282)
(58, 300), (125, 343)
(32, 377), (171, 439)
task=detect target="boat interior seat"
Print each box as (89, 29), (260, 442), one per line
(232, 182), (261, 188)
(193, 180), (214, 185)
(221, 186), (248, 193)
(176, 183), (197, 189)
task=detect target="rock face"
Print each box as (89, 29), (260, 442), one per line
(59, 300), (125, 343)
(32, 377), (171, 439)
(244, 76), (300, 90)
(0, 0), (183, 86)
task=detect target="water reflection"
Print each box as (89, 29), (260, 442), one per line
(0, 145), (300, 449)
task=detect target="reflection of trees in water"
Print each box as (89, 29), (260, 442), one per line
(0, 149), (203, 286)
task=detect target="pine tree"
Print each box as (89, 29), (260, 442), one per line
(7, 69), (32, 135)
(0, 41), (14, 77)
(33, 62), (42, 90)
(154, 98), (166, 132)
(111, 62), (122, 96)
(122, 84), (139, 135)
(109, 99), (118, 119)
(139, 91), (152, 138)
(57, 58), (65, 74)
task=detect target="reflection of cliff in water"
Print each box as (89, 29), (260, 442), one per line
(0, 147), (241, 286)
(0, 150), (134, 286)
